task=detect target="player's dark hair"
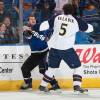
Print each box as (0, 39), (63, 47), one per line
(63, 4), (74, 15)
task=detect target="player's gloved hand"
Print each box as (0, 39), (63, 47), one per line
(23, 30), (32, 37)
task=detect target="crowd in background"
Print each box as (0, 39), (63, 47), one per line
(0, 0), (100, 45)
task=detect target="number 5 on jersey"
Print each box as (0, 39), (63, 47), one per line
(59, 23), (67, 36)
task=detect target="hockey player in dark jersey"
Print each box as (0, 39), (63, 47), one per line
(20, 15), (60, 90)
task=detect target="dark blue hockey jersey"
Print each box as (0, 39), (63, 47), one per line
(24, 24), (48, 53)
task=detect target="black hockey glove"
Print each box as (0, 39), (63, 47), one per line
(23, 30), (32, 37)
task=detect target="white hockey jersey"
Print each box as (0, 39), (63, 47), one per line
(40, 14), (94, 50)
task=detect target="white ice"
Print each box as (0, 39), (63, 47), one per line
(0, 89), (100, 100)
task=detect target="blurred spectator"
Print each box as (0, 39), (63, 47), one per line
(35, 0), (56, 23)
(82, 3), (100, 34)
(83, 4), (98, 16)
(78, 0), (90, 16)
(0, 23), (7, 44)
(55, 0), (68, 11)
(13, 0), (37, 23)
(72, 0), (80, 16)
(0, 0), (11, 23)
(3, 0), (13, 12)
(36, 0), (56, 11)
(71, 0), (98, 44)
(72, 0), (89, 16)
(3, 16), (19, 44)
(89, 0), (100, 16)
(80, 2), (100, 43)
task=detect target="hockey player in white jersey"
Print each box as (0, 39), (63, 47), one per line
(39, 4), (94, 93)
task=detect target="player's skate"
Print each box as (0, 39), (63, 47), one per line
(20, 78), (32, 91)
(49, 83), (61, 93)
(74, 85), (88, 94)
(39, 85), (49, 92)
(20, 83), (32, 91)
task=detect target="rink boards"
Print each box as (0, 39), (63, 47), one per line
(0, 45), (100, 90)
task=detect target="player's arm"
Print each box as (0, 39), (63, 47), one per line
(39, 15), (57, 39)
(23, 29), (46, 41)
(75, 16), (94, 33)
(40, 15), (56, 31)
(23, 24), (48, 41)
(40, 24), (54, 41)
(48, 14), (57, 29)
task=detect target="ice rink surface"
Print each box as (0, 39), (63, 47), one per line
(0, 89), (100, 100)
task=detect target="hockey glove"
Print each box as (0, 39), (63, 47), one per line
(23, 30), (33, 37)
